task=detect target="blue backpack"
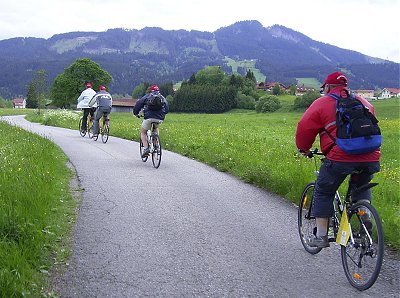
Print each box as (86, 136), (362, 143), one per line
(325, 93), (382, 154)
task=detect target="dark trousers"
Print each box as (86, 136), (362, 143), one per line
(93, 106), (111, 134)
(311, 159), (380, 218)
(81, 108), (95, 130)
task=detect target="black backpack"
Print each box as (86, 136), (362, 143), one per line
(146, 93), (164, 111)
(325, 93), (382, 154)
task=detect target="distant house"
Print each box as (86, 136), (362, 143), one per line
(295, 85), (315, 96)
(112, 98), (136, 113)
(354, 89), (375, 100)
(257, 82), (288, 91)
(380, 88), (400, 99)
(12, 98), (26, 108)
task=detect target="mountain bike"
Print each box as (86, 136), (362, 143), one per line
(79, 114), (93, 138)
(297, 148), (384, 291)
(93, 116), (110, 143)
(138, 117), (162, 168)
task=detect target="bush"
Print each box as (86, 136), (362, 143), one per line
(293, 90), (321, 110)
(255, 95), (281, 113)
(0, 97), (12, 108)
(236, 92), (256, 110)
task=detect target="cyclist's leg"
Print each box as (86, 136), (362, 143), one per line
(141, 119), (152, 148)
(93, 108), (102, 135)
(81, 108), (90, 130)
(312, 159), (350, 237)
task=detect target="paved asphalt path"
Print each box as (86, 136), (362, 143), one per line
(2, 115), (399, 297)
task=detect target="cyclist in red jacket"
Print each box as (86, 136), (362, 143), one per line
(295, 71), (380, 248)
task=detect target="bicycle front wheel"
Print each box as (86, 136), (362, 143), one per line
(102, 124), (109, 143)
(298, 182), (322, 254)
(341, 201), (384, 291)
(79, 118), (86, 137)
(151, 134), (162, 168)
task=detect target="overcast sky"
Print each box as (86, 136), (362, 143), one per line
(0, 0), (399, 63)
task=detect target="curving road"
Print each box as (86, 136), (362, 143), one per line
(2, 115), (399, 297)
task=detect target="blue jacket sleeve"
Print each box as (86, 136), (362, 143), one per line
(133, 96), (146, 115)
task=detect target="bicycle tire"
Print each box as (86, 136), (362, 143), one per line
(139, 138), (148, 162)
(151, 134), (162, 168)
(340, 201), (384, 291)
(298, 182), (322, 254)
(102, 124), (109, 143)
(79, 118), (86, 137)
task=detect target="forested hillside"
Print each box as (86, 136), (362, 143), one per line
(0, 20), (398, 98)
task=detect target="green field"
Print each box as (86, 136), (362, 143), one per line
(225, 57), (266, 82)
(24, 97), (400, 250)
(0, 119), (77, 297)
(296, 77), (321, 89)
(0, 97), (399, 295)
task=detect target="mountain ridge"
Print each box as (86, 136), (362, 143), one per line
(0, 20), (398, 98)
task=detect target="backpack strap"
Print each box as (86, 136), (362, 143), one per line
(322, 93), (341, 154)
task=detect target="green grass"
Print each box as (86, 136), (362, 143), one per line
(0, 97), (398, 294)
(225, 57), (266, 82)
(24, 98), (400, 250)
(0, 108), (34, 117)
(0, 119), (78, 297)
(296, 77), (321, 89)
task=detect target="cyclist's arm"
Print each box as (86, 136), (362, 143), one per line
(133, 98), (145, 115)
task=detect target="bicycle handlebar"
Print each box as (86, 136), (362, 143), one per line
(299, 148), (325, 158)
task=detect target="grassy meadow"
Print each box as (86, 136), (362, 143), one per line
(24, 97), (400, 249)
(0, 119), (77, 297)
(0, 97), (398, 295)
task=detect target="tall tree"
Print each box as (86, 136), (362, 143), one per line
(26, 69), (49, 113)
(245, 69), (256, 84)
(49, 58), (112, 108)
(195, 66), (225, 85)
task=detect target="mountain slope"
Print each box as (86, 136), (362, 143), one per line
(0, 20), (398, 98)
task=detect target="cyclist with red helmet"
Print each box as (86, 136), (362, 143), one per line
(296, 71), (380, 248)
(133, 84), (169, 157)
(89, 85), (113, 138)
(77, 82), (96, 133)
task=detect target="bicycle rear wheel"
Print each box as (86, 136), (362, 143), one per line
(139, 138), (148, 162)
(102, 124), (109, 143)
(341, 201), (384, 291)
(298, 182), (322, 254)
(151, 134), (162, 168)
(79, 118), (86, 137)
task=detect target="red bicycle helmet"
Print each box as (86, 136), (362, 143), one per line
(85, 82), (92, 88)
(99, 85), (106, 91)
(150, 84), (159, 92)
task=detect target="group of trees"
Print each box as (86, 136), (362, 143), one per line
(26, 58), (112, 109)
(23, 57), (321, 114)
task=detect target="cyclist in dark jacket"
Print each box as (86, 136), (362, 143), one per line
(89, 85), (113, 137)
(133, 84), (169, 157)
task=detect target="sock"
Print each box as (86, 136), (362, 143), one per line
(316, 218), (328, 237)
